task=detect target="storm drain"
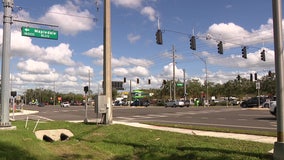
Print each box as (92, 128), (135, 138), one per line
(35, 129), (74, 142)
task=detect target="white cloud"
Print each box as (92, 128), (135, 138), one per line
(11, 30), (45, 58)
(82, 45), (104, 58)
(42, 43), (75, 66)
(17, 72), (56, 83)
(113, 67), (128, 75)
(140, 6), (156, 22)
(112, 0), (142, 9)
(17, 59), (52, 74)
(65, 65), (94, 81)
(206, 19), (275, 49)
(129, 66), (149, 77)
(39, 1), (95, 36)
(127, 33), (141, 43)
(160, 63), (184, 79)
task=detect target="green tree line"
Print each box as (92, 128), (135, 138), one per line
(22, 73), (275, 105)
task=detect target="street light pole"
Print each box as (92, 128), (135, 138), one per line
(272, 0), (284, 159)
(192, 53), (209, 107)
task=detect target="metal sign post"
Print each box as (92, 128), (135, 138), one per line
(1, 0), (14, 127)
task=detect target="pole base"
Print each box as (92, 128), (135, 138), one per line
(274, 142), (284, 160)
(0, 122), (11, 127)
(84, 118), (88, 123)
(0, 125), (16, 130)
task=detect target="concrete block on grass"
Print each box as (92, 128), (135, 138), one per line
(35, 129), (74, 142)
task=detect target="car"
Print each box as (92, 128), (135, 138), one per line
(183, 100), (192, 107)
(131, 100), (150, 107)
(61, 102), (70, 107)
(269, 101), (277, 116)
(240, 97), (267, 108)
(37, 103), (45, 107)
(262, 101), (270, 108)
(165, 100), (184, 107)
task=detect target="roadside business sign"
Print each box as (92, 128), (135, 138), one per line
(21, 27), (58, 40)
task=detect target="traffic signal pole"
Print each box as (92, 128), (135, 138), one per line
(272, 0), (284, 159)
(1, 0), (13, 127)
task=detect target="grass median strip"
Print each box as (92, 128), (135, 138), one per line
(0, 121), (273, 160)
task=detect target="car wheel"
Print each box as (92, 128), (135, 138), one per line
(274, 108), (277, 116)
(264, 103), (269, 108)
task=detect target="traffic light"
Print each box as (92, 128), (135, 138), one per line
(137, 78), (139, 84)
(250, 73), (253, 81)
(190, 36), (196, 50)
(268, 70), (272, 77)
(123, 77), (126, 83)
(237, 74), (240, 81)
(261, 50), (266, 61)
(155, 29), (163, 45)
(84, 86), (88, 94)
(11, 91), (17, 97)
(254, 73), (257, 80)
(242, 46), (247, 59)
(163, 80), (166, 85)
(148, 79), (151, 84)
(217, 41), (223, 54)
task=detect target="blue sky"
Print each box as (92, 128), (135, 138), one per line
(0, 0), (280, 95)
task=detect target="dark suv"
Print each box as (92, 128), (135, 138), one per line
(240, 97), (267, 108)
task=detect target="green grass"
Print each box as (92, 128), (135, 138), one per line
(0, 120), (273, 160)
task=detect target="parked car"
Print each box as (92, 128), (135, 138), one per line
(183, 100), (193, 107)
(269, 101), (277, 116)
(37, 103), (45, 107)
(165, 100), (184, 107)
(61, 102), (70, 107)
(131, 100), (150, 107)
(240, 97), (267, 108)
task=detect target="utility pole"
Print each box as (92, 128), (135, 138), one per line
(103, 0), (112, 124)
(272, 0), (284, 159)
(183, 69), (186, 100)
(172, 45), (176, 101)
(129, 80), (132, 106)
(1, 0), (13, 127)
(205, 59), (208, 107)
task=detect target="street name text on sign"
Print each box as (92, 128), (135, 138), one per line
(21, 27), (58, 40)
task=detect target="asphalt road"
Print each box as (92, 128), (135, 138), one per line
(18, 105), (276, 131)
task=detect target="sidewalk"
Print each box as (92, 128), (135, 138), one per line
(113, 121), (276, 144)
(9, 109), (39, 116)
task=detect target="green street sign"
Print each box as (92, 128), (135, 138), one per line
(21, 27), (58, 40)
(176, 83), (183, 87)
